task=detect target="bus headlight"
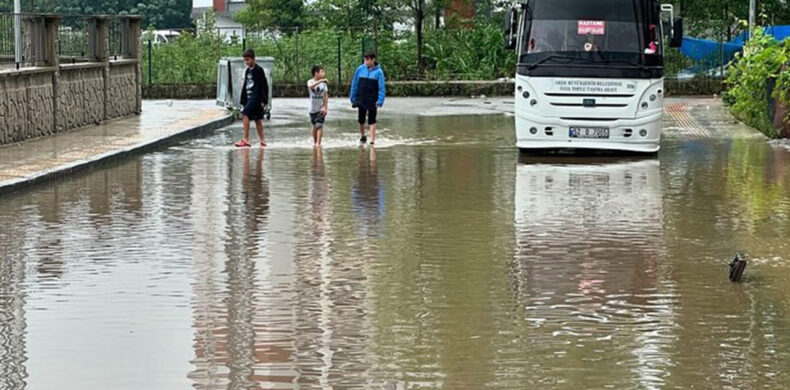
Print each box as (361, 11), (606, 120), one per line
(530, 99), (538, 107)
(649, 94), (657, 102)
(641, 102), (649, 109)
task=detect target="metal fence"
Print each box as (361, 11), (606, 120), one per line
(1, 13), (137, 69)
(139, 26), (731, 86)
(664, 45), (730, 81)
(58, 15), (89, 62)
(141, 25), (520, 85)
(142, 28), (393, 86)
(0, 13), (25, 69)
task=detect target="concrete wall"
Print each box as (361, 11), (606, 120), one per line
(58, 64), (106, 131)
(108, 61), (141, 119)
(0, 15), (143, 147)
(0, 69), (56, 144)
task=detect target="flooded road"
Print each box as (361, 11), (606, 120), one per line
(1, 98), (790, 389)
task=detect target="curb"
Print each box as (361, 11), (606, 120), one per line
(0, 113), (234, 198)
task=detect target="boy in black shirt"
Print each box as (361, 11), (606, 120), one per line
(235, 49), (269, 147)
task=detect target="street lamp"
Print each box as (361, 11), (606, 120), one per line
(14, 0), (22, 64)
(749, 0), (755, 39)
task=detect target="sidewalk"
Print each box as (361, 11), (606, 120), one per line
(0, 100), (232, 196)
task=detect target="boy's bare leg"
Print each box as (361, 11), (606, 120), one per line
(255, 120), (265, 146)
(313, 127), (318, 145)
(369, 124), (377, 144)
(316, 127), (323, 146)
(242, 115), (250, 142)
(359, 123), (366, 138)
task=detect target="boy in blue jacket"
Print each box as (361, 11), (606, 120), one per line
(350, 52), (386, 145)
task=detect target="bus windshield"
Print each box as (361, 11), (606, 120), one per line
(521, 0), (660, 68)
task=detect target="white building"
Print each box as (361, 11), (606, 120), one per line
(192, 0), (248, 38)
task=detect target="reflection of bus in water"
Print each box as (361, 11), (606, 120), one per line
(511, 159), (673, 384)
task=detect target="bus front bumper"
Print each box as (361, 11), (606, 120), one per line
(515, 111), (662, 153)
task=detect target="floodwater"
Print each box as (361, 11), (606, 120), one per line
(1, 100), (790, 389)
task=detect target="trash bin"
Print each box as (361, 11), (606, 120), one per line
(217, 57), (274, 120)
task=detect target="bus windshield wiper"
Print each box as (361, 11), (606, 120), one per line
(526, 54), (578, 69)
(589, 49), (646, 69)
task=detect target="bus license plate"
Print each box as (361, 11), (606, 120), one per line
(569, 127), (609, 139)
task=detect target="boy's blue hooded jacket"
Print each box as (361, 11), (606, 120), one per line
(350, 63), (386, 110)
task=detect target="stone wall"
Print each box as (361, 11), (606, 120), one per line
(0, 69), (56, 144)
(57, 65), (105, 131)
(108, 62), (140, 119)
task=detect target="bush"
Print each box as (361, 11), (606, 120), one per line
(725, 29), (790, 138)
(141, 24), (516, 85)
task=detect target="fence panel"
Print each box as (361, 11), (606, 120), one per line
(58, 15), (89, 63)
(0, 13), (26, 70)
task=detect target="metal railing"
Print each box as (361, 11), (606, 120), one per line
(0, 13), (26, 69)
(110, 17), (123, 59)
(1, 13), (142, 71)
(58, 15), (89, 62)
(140, 26), (517, 86)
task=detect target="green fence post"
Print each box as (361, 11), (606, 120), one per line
(337, 36), (342, 87)
(296, 27), (301, 83)
(147, 40), (152, 85)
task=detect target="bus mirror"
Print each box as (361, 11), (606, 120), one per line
(504, 8), (514, 35)
(504, 8), (518, 50)
(670, 17), (683, 47)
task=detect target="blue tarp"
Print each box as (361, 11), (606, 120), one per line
(680, 25), (790, 66)
(680, 37), (742, 62)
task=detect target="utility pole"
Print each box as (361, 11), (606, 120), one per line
(14, 0), (22, 64)
(748, 0), (756, 39)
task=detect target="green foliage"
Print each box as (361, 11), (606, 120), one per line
(143, 16), (229, 84)
(725, 29), (790, 138)
(0, 0), (192, 28)
(235, 0), (306, 31)
(142, 24), (515, 85)
(424, 24), (515, 80)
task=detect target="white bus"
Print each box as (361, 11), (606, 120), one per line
(504, 0), (683, 153)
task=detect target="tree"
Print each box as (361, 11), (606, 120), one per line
(402, 0), (427, 74)
(235, 0), (305, 31)
(3, 0), (192, 29)
(310, 0), (369, 33)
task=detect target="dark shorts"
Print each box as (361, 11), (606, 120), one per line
(357, 107), (377, 125)
(242, 100), (264, 121)
(309, 112), (325, 128)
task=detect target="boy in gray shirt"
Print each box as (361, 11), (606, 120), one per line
(307, 65), (329, 146)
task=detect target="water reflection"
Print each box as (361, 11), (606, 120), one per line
(512, 157), (675, 388)
(3, 112), (790, 388)
(352, 146), (385, 237)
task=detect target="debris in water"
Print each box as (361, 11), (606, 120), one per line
(729, 252), (747, 282)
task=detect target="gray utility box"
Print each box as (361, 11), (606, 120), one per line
(217, 57), (274, 119)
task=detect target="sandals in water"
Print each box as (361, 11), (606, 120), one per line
(260, 141), (267, 147)
(234, 139), (251, 147)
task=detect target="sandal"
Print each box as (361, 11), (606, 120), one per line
(234, 139), (251, 147)
(260, 142), (267, 147)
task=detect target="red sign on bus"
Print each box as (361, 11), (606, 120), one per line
(578, 20), (606, 35)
